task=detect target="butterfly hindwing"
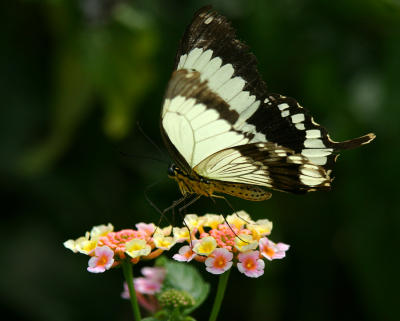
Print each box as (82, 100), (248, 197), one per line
(194, 142), (331, 193)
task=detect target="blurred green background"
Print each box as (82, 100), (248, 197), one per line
(1, 0), (399, 320)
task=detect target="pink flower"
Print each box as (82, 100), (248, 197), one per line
(136, 223), (156, 236)
(259, 237), (290, 261)
(173, 245), (197, 262)
(134, 278), (162, 295)
(121, 266), (166, 297)
(205, 248), (233, 274)
(141, 267), (166, 283)
(134, 266), (166, 294)
(87, 246), (114, 273)
(237, 251), (265, 278)
(121, 282), (160, 312)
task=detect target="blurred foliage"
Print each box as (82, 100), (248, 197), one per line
(1, 0), (399, 321)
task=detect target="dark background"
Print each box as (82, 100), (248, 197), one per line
(1, 0), (399, 320)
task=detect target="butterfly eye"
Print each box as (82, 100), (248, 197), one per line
(167, 165), (176, 177)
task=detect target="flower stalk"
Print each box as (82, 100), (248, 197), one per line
(208, 268), (231, 321)
(122, 261), (142, 321)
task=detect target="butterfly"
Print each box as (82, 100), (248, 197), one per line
(160, 6), (375, 202)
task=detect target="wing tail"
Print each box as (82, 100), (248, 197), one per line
(328, 133), (376, 150)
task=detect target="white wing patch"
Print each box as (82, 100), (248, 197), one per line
(162, 95), (249, 167)
(194, 148), (273, 186)
(176, 48), (267, 145)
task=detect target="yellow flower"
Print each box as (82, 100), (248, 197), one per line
(64, 224), (114, 255)
(226, 211), (252, 229)
(162, 225), (172, 236)
(247, 219), (273, 239)
(90, 223), (114, 239)
(184, 214), (205, 229)
(203, 214), (224, 229)
(64, 232), (98, 255)
(173, 227), (191, 242)
(153, 234), (176, 250)
(193, 236), (217, 256)
(125, 239), (151, 258)
(234, 234), (258, 252)
(151, 225), (172, 239)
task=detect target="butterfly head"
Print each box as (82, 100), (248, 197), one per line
(167, 164), (178, 178)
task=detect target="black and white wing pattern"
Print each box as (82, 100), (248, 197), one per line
(160, 6), (375, 196)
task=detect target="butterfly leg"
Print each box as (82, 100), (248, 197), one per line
(144, 180), (173, 230)
(176, 194), (201, 248)
(210, 194), (250, 243)
(162, 195), (189, 215)
(151, 195), (189, 237)
(178, 194), (201, 214)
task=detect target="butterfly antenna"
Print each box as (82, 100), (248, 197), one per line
(136, 121), (169, 163)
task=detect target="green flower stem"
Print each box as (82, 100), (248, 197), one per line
(122, 261), (141, 321)
(208, 269), (231, 321)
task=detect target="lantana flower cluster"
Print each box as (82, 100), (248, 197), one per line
(172, 211), (289, 278)
(64, 223), (176, 273)
(64, 211), (289, 278)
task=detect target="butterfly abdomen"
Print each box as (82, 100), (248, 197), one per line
(173, 171), (214, 197)
(171, 169), (271, 201)
(210, 180), (272, 201)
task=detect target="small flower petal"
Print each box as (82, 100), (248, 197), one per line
(226, 211), (252, 229)
(184, 214), (205, 229)
(247, 219), (273, 239)
(173, 227), (192, 243)
(234, 234), (258, 252)
(203, 214), (224, 229)
(173, 245), (197, 262)
(135, 223), (156, 235)
(141, 267), (166, 282)
(87, 246), (114, 273)
(205, 248), (233, 274)
(90, 223), (114, 239)
(193, 236), (217, 256)
(259, 237), (290, 260)
(153, 234), (176, 250)
(134, 277), (162, 295)
(125, 239), (151, 258)
(237, 251), (265, 278)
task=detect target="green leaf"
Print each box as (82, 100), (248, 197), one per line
(162, 259), (210, 315)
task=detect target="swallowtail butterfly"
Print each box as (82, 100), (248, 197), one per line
(161, 6), (375, 201)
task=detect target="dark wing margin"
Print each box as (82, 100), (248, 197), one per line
(175, 6), (267, 97)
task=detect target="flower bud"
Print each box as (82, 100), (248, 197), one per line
(157, 289), (195, 310)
